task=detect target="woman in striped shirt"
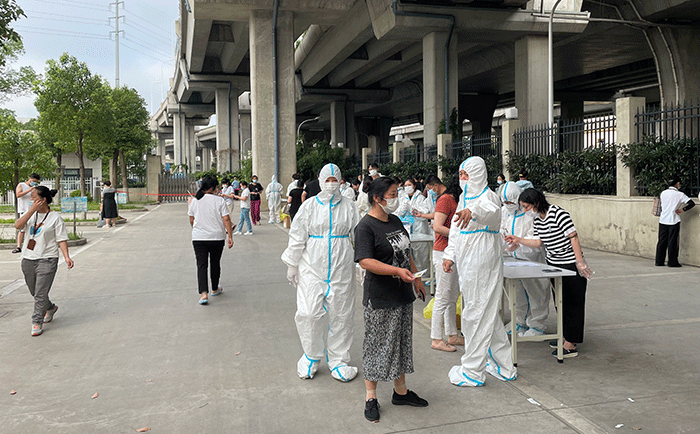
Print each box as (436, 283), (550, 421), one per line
(504, 189), (592, 358)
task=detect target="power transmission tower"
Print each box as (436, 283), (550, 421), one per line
(109, 1), (125, 87)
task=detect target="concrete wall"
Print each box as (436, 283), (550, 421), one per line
(126, 188), (150, 203)
(61, 154), (103, 180)
(548, 194), (700, 266)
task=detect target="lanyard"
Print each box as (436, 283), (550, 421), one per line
(31, 211), (49, 238)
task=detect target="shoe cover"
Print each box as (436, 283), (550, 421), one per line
(521, 328), (545, 337)
(448, 365), (484, 387)
(485, 361), (517, 382)
(297, 353), (320, 379)
(329, 364), (358, 382)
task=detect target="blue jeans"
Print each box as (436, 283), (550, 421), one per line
(238, 208), (252, 233)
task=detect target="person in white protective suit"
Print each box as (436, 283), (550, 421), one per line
(265, 175), (284, 224)
(394, 178), (432, 274)
(443, 157), (517, 386)
(281, 163), (361, 381)
(500, 181), (551, 337)
(340, 177), (356, 201)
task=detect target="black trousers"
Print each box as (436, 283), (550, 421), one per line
(192, 240), (225, 294)
(655, 222), (681, 266)
(549, 261), (587, 344)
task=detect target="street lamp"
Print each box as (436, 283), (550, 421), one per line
(297, 116), (320, 140)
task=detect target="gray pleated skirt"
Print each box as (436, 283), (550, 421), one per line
(363, 302), (414, 382)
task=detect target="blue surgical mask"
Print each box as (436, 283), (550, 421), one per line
(30, 181), (37, 187)
(497, 180), (503, 185)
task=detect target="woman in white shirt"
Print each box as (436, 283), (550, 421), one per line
(14, 186), (74, 337)
(188, 177), (234, 305)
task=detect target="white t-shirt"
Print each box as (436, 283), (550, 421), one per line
(239, 188), (251, 209)
(21, 211), (68, 260)
(17, 182), (33, 214)
(222, 185), (234, 205)
(188, 194), (229, 241)
(659, 187), (690, 225)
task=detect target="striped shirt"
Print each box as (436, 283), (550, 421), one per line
(533, 205), (577, 265)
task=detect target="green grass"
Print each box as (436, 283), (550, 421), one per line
(0, 202), (153, 213)
(67, 231), (82, 240)
(0, 238), (16, 243)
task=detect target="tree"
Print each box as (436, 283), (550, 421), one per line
(34, 54), (114, 196)
(0, 0), (24, 52)
(0, 2), (36, 102)
(0, 109), (57, 216)
(108, 86), (152, 200)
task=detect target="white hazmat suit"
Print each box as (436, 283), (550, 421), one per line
(281, 163), (361, 381)
(394, 190), (432, 273)
(444, 157), (517, 386)
(266, 175), (284, 224)
(500, 181), (551, 335)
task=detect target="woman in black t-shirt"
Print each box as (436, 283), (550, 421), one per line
(354, 177), (428, 423)
(287, 179), (305, 222)
(248, 175), (264, 225)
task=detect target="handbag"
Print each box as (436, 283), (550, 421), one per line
(97, 210), (106, 228)
(651, 197), (662, 217)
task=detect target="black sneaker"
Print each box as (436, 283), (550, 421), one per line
(552, 348), (578, 358)
(549, 340), (558, 348)
(11, 247), (21, 254)
(364, 398), (380, 422)
(392, 389), (428, 407)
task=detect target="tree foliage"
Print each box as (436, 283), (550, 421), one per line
(0, 109), (57, 202)
(34, 54), (114, 195)
(0, 0), (24, 53)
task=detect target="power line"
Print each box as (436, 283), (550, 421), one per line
(32, 0), (108, 12)
(120, 40), (171, 63)
(13, 25), (110, 39)
(122, 36), (171, 60)
(24, 9), (109, 22)
(122, 21), (171, 45)
(13, 28), (110, 40)
(122, 7), (171, 35)
(121, 32), (172, 57)
(25, 16), (110, 27)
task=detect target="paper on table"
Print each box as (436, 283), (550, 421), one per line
(504, 261), (541, 267)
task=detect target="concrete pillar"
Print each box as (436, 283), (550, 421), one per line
(250, 9), (296, 210)
(459, 94), (499, 136)
(330, 101), (346, 148)
(157, 137), (165, 157)
(367, 136), (378, 154)
(173, 112), (185, 167)
(616, 97), (645, 197)
(239, 112), (252, 158)
(146, 155), (160, 199)
(215, 87), (240, 173)
(437, 133), (451, 180)
(186, 122), (196, 173)
(514, 35), (548, 127)
(502, 119), (521, 182)
(200, 147), (210, 171)
(362, 147), (371, 172)
(392, 141), (402, 163)
(423, 32), (458, 147)
(345, 102), (357, 153)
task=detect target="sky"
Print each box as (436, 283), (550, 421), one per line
(2, 0), (180, 121)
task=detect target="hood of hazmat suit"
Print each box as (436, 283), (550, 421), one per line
(444, 157), (517, 386)
(281, 163), (361, 381)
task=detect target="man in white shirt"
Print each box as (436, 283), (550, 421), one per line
(13, 173), (41, 254)
(655, 176), (695, 267)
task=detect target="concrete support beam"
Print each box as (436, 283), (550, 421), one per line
(330, 101), (346, 148)
(355, 43), (422, 88)
(392, 141), (402, 164)
(459, 94), (499, 136)
(239, 112), (252, 158)
(215, 87), (240, 173)
(362, 147), (371, 171)
(186, 122), (197, 172)
(514, 35), (548, 127)
(146, 155), (160, 198)
(173, 112), (185, 167)
(221, 22), (250, 74)
(250, 10), (296, 204)
(422, 32), (458, 147)
(327, 39), (407, 88)
(187, 19), (213, 73)
(616, 97), (645, 198)
(502, 119), (521, 182)
(437, 133), (451, 180)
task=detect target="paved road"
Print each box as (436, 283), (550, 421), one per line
(1, 203), (699, 433)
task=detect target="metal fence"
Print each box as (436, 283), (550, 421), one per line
(41, 177), (99, 200)
(158, 173), (197, 202)
(513, 115), (616, 156)
(368, 150), (392, 166)
(448, 133), (502, 161)
(399, 143), (426, 163)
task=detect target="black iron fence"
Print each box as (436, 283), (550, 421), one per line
(367, 150), (392, 166)
(513, 115), (616, 156)
(399, 143), (427, 163)
(158, 172), (197, 202)
(636, 101), (700, 141)
(447, 133), (502, 161)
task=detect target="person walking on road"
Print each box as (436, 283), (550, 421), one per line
(282, 163), (361, 383)
(249, 175), (264, 225)
(655, 176), (695, 267)
(14, 186), (74, 336)
(13, 173), (41, 254)
(354, 176), (428, 423)
(188, 176), (234, 305)
(234, 181), (253, 235)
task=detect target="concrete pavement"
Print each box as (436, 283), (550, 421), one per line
(1, 203), (699, 433)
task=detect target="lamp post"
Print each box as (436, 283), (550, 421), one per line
(296, 116), (320, 141)
(548, 0), (564, 154)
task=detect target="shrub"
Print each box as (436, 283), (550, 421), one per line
(619, 136), (698, 197)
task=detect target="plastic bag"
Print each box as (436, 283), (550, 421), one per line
(423, 296), (462, 329)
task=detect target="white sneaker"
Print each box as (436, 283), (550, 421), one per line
(521, 328), (545, 337)
(244, 231), (252, 235)
(233, 231), (242, 235)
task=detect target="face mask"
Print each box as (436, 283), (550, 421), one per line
(497, 180), (503, 185)
(380, 197), (399, 214)
(252, 180), (257, 184)
(369, 169), (378, 177)
(429, 189), (437, 198)
(459, 180), (468, 190)
(526, 209), (539, 219)
(404, 186), (414, 195)
(30, 181), (37, 187)
(322, 181), (339, 193)
(505, 203), (518, 215)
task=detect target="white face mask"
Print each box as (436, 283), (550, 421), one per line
(380, 197), (399, 214)
(322, 182), (339, 193)
(526, 209), (539, 219)
(369, 169), (378, 177)
(459, 179), (468, 190)
(404, 186), (414, 195)
(505, 203), (518, 215)
(497, 180), (503, 185)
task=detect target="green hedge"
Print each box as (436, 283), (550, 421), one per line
(619, 136), (698, 197)
(505, 146), (617, 195)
